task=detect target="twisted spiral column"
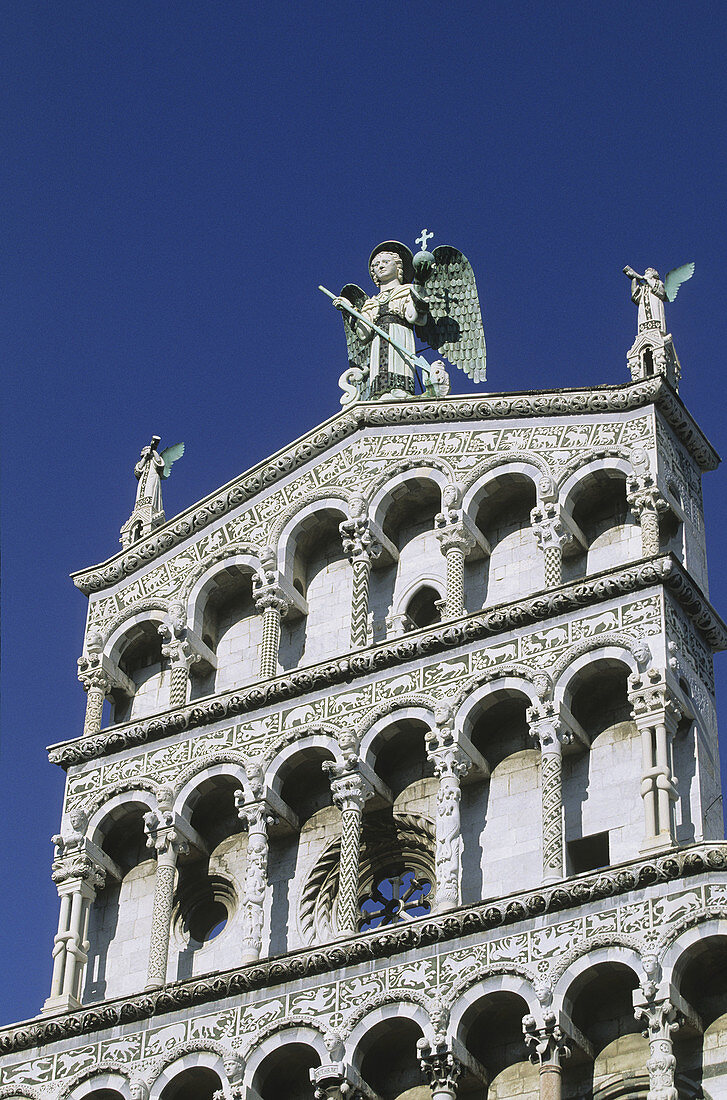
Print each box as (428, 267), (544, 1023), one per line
(340, 515), (382, 648)
(44, 846), (105, 1012)
(435, 522), (475, 619)
(328, 768), (372, 936)
(628, 670), (680, 849)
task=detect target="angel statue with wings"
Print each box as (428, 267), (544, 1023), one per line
(120, 435), (185, 548)
(321, 234), (486, 404)
(133, 436), (185, 513)
(623, 262), (695, 335)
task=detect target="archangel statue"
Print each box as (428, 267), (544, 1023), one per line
(322, 234), (486, 404)
(623, 263), (694, 335)
(120, 436), (185, 548)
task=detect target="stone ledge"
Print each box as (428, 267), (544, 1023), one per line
(69, 377), (720, 597)
(49, 554), (727, 769)
(2, 842), (725, 1057)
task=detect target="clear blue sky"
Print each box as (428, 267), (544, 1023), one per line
(3, 2), (727, 1024)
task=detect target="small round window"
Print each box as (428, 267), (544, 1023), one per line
(174, 874), (236, 947)
(359, 870), (432, 931)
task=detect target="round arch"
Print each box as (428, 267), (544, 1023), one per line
(173, 757), (249, 818)
(148, 1050), (225, 1100)
(87, 788), (157, 847)
(244, 1025), (326, 1089)
(369, 466), (448, 533)
(462, 460), (544, 518)
(448, 970), (541, 1042)
(358, 706), (436, 771)
(554, 646), (641, 708)
(186, 553), (265, 637)
(553, 945), (644, 1018)
(274, 496), (350, 580)
(345, 997), (437, 1066)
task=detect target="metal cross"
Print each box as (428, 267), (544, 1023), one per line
(416, 228), (434, 252)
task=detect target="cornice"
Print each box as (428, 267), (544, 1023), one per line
(1, 841), (724, 1058)
(70, 378), (719, 597)
(48, 554), (727, 770)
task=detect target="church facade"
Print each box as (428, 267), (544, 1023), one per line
(1, 253), (726, 1100)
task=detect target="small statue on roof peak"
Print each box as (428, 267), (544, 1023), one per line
(119, 435), (185, 549)
(623, 262), (694, 336)
(320, 233), (486, 405)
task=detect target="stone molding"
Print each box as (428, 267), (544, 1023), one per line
(49, 555), (727, 769)
(1, 842), (723, 1059)
(69, 379), (719, 597)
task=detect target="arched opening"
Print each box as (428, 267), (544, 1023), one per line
(172, 775), (244, 981)
(159, 1067), (222, 1100)
(274, 745), (338, 952)
(564, 469), (640, 580)
(357, 1017), (426, 1099)
(470, 473), (540, 608)
(563, 660), (638, 868)
(81, 1091), (125, 1100)
(369, 477), (444, 641)
(112, 621), (167, 723)
(642, 346), (654, 377)
(404, 585), (442, 630)
(567, 961), (643, 1099)
(672, 934), (727, 1096)
(85, 800), (155, 1002)
(463, 690), (540, 900)
(196, 564), (260, 695)
(459, 990), (535, 1097)
(254, 1041), (321, 1100)
(281, 508), (349, 668)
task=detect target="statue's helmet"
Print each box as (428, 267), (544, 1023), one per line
(369, 240), (414, 286)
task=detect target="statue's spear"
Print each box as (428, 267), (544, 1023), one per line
(318, 285), (433, 385)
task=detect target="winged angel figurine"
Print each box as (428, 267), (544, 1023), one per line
(623, 262), (695, 335)
(322, 237), (486, 405)
(133, 435), (185, 513)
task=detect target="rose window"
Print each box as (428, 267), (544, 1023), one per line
(359, 870), (432, 931)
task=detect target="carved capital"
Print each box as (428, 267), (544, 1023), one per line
(429, 742), (471, 781)
(418, 1038), (465, 1096)
(76, 661), (113, 696)
(522, 1013), (571, 1068)
(530, 502), (569, 552)
(143, 791), (190, 858)
(634, 997), (681, 1041)
(627, 474), (669, 517)
(325, 762), (373, 814)
(51, 845), (106, 891)
(253, 582), (289, 618)
(339, 516), (382, 565)
(435, 520), (476, 557)
(628, 669), (683, 730)
(527, 703), (572, 752)
(310, 1063), (365, 1100)
(235, 794), (276, 833)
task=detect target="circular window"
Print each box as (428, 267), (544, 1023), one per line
(360, 870), (432, 931)
(174, 874), (236, 947)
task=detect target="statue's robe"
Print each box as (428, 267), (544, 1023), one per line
(359, 284), (423, 398)
(134, 449), (165, 513)
(632, 277), (667, 335)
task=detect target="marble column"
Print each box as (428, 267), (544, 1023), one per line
(325, 764), (372, 936)
(528, 708), (572, 882)
(311, 1063), (367, 1100)
(418, 1039), (465, 1100)
(435, 522), (476, 619)
(634, 997), (681, 1100)
(254, 585), (289, 680)
(340, 514), (381, 648)
(43, 852), (105, 1013)
(426, 736), (470, 911)
(530, 503), (568, 589)
(628, 670), (681, 851)
(144, 793), (190, 990)
(627, 476), (668, 557)
(235, 794), (275, 964)
(523, 1014), (571, 1100)
(77, 666), (113, 737)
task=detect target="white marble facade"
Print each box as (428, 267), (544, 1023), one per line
(2, 378), (726, 1100)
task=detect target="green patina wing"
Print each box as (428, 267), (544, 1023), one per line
(160, 442), (185, 479)
(664, 262), (695, 303)
(416, 246), (486, 383)
(338, 283), (369, 372)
